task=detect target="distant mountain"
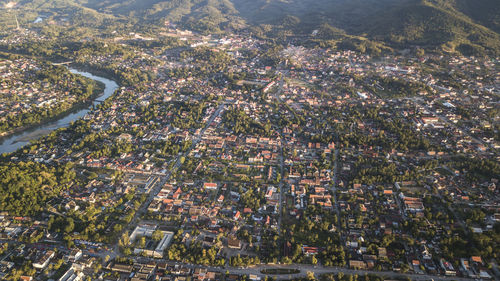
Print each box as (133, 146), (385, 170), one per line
(429, 0), (500, 34)
(360, 0), (500, 55)
(2, 0), (500, 55)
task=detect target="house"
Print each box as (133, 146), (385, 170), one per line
(302, 246), (319, 256)
(111, 263), (133, 274)
(378, 247), (387, 259)
(227, 236), (241, 249)
(233, 211), (241, 220)
(249, 274), (261, 281)
(33, 250), (55, 269)
(440, 258), (456, 276)
(58, 265), (84, 281)
(65, 249), (82, 262)
(349, 260), (367, 269)
(460, 258), (478, 278)
(203, 182), (218, 190)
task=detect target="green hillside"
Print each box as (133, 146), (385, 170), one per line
(428, 0), (500, 33)
(362, 0), (500, 55)
(1, 0), (500, 55)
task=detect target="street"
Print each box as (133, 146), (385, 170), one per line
(106, 101), (228, 260)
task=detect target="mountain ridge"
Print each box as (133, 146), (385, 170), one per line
(2, 0), (500, 55)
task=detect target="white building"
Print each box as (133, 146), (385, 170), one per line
(129, 224), (174, 258)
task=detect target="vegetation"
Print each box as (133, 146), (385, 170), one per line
(451, 157), (500, 182)
(0, 161), (76, 216)
(440, 225), (500, 262)
(0, 61), (102, 134)
(229, 254), (260, 267)
(365, 0), (500, 55)
(298, 272), (392, 281)
(2, 0), (499, 55)
(167, 230), (225, 266)
(223, 108), (272, 136)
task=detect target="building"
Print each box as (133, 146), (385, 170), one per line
(129, 224), (174, 258)
(33, 251), (55, 270)
(227, 236), (241, 249)
(58, 265), (84, 281)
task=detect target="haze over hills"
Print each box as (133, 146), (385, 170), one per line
(3, 0), (500, 55)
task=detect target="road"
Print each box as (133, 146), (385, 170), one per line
(330, 149), (343, 240)
(128, 256), (475, 281)
(434, 192), (468, 231)
(408, 96), (494, 151)
(274, 68), (288, 233)
(107, 101), (228, 260)
(3, 236), (476, 281)
(94, 69), (483, 280)
(394, 189), (408, 221)
(277, 136), (285, 233)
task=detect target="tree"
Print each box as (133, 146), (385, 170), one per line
(306, 271), (316, 280)
(119, 232), (130, 247)
(401, 263), (410, 273)
(152, 229), (163, 241)
(64, 218), (75, 234)
(53, 259), (64, 270)
(138, 236), (146, 248)
(122, 247), (132, 256)
(311, 255), (318, 265)
(281, 256), (292, 264)
(416, 48), (425, 57)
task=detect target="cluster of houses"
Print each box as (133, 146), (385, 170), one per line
(0, 58), (90, 133)
(0, 23), (498, 281)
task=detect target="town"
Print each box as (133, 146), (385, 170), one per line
(0, 21), (498, 281)
(0, 56), (99, 135)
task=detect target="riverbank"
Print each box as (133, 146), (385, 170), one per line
(70, 62), (123, 86)
(0, 79), (105, 140)
(0, 69), (119, 154)
(0, 50), (121, 139)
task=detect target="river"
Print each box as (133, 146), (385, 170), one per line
(0, 69), (118, 154)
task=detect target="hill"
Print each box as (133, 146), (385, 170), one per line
(2, 0), (500, 55)
(361, 0), (500, 55)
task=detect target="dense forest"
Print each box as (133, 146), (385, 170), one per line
(0, 161), (76, 216)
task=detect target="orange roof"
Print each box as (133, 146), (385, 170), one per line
(471, 256), (482, 263)
(204, 182), (218, 188)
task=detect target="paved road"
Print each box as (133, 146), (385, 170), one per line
(13, 237), (475, 281)
(330, 149), (343, 239)
(409, 97), (494, 151)
(277, 136), (285, 233)
(229, 263), (474, 281)
(107, 101), (228, 260)
(129, 256), (475, 281)
(275, 69), (287, 233)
